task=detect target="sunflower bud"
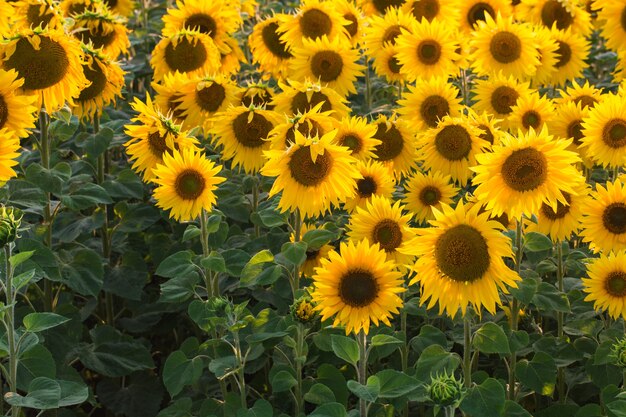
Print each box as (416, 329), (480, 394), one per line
(611, 337), (626, 368)
(0, 206), (22, 247)
(290, 295), (317, 324)
(426, 370), (465, 407)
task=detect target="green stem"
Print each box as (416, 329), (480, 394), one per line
(443, 406), (456, 417)
(294, 324), (305, 417)
(463, 315), (472, 389)
(556, 240), (566, 403)
(291, 209), (302, 299)
(200, 209), (215, 298)
(400, 292), (409, 417)
(40, 107), (53, 312)
(508, 218), (523, 401)
(233, 331), (247, 409)
(364, 58), (372, 112)
(252, 178), (260, 239)
(5, 245), (18, 417)
(358, 330), (368, 417)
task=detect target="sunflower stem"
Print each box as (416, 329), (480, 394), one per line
(294, 323), (306, 417)
(400, 294), (409, 417)
(364, 58), (372, 112)
(556, 240), (566, 403)
(200, 209), (215, 298)
(460, 68), (470, 108)
(508, 218), (524, 401)
(291, 209), (302, 299)
(357, 330), (368, 417)
(39, 106), (54, 312)
(252, 177), (260, 239)
(463, 315), (472, 389)
(5, 244), (19, 417)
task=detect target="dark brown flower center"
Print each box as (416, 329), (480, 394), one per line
(477, 124), (494, 144)
(76, 22), (117, 49)
(184, 13), (217, 37)
(373, 0), (406, 14)
(164, 37), (207, 73)
(357, 176), (377, 198)
(373, 219), (403, 251)
(490, 31), (521, 63)
(602, 119), (626, 149)
(373, 123), (404, 161)
(166, 94), (185, 121)
(388, 56), (402, 73)
(411, 0), (440, 21)
(241, 89), (273, 109)
(554, 40), (571, 68)
(382, 24), (405, 45)
(288, 145), (333, 186)
(311, 50), (344, 82)
(541, 0), (573, 30)
(286, 120), (324, 147)
(605, 271), (626, 297)
(522, 110), (542, 130)
(622, 6), (626, 32)
(195, 82), (226, 113)
(175, 169), (206, 200)
(417, 40), (442, 65)
(435, 224), (490, 282)
(0, 95), (6, 129)
(419, 185), (441, 205)
(290, 91), (332, 114)
(339, 269), (379, 307)
(501, 147), (547, 192)
(148, 131), (169, 157)
(77, 61), (107, 101)
(467, 2), (495, 27)
(567, 120), (584, 145)
(603, 203), (626, 234)
(262, 21), (292, 59)
(343, 13), (359, 37)
(300, 8), (332, 39)
(103, 0), (118, 8)
(5, 36), (70, 90)
(306, 249), (320, 260)
(232, 112), (273, 148)
(339, 133), (362, 153)
(490, 86), (519, 115)
(420, 95), (450, 127)
(27, 3), (54, 29)
(540, 192), (572, 220)
(573, 95), (597, 109)
(435, 124), (472, 161)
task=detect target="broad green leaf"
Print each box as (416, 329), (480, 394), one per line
(532, 282), (570, 313)
(280, 241), (307, 266)
(524, 232), (553, 252)
(61, 183), (113, 210)
(376, 369), (420, 398)
(163, 350), (203, 397)
(473, 322), (510, 354)
(59, 248), (103, 297)
(331, 335), (359, 365)
(201, 251), (227, 273)
(9, 251), (34, 268)
(515, 352), (557, 396)
(503, 400), (533, 417)
(23, 313), (69, 333)
(415, 345), (461, 381)
(16, 345), (56, 392)
(347, 376), (380, 402)
(460, 378), (505, 417)
(304, 383), (336, 405)
(370, 334), (403, 348)
(309, 402), (347, 417)
(156, 251), (194, 278)
(240, 250), (274, 286)
(270, 370), (296, 393)
(5, 377), (87, 409)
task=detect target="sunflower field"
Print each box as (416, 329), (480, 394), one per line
(2, 0), (626, 416)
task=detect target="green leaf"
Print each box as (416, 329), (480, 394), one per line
(415, 345), (461, 381)
(159, 273), (198, 303)
(182, 225), (201, 242)
(607, 401), (626, 417)
(240, 250), (274, 287)
(23, 312), (69, 333)
(17, 345), (56, 392)
(280, 241), (307, 266)
(331, 335), (359, 365)
(347, 376), (380, 402)
(509, 275), (538, 305)
(410, 325), (447, 354)
(515, 352), (557, 396)
(163, 351), (203, 397)
(503, 400), (533, 417)
(270, 370), (296, 393)
(238, 399), (273, 417)
(524, 232), (553, 252)
(85, 126), (114, 156)
(473, 322), (510, 354)
(460, 378), (505, 417)
(253, 207), (287, 228)
(376, 369), (420, 398)
(302, 228), (337, 250)
(9, 251), (34, 268)
(156, 251), (195, 278)
(309, 403), (347, 417)
(304, 384), (336, 405)
(370, 334), (403, 348)
(25, 163), (70, 194)
(59, 248), (103, 297)
(200, 251), (227, 273)
(61, 183), (113, 210)
(532, 282), (570, 313)
(5, 377), (88, 410)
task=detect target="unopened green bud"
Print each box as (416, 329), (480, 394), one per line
(611, 337), (626, 368)
(0, 206), (22, 247)
(290, 294), (317, 324)
(426, 370), (465, 407)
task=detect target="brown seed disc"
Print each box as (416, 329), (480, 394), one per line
(417, 39), (442, 65)
(420, 95), (450, 127)
(290, 91), (332, 114)
(540, 192), (572, 220)
(602, 118), (626, 149)
(373, 0), (406, 14)
(522, 110), (542, 130)
(489, 31), (522, 64)
(343, 13), (359, 37)
(148, 131), (169, 157)
(262, 21), (293, 59)
(490, 85), (519, 115)
(419, 185), (441, 205)
(77, 62), (107, 101)
(288, 145), (333, 186)
(339, 268), (379, 307)
(501, 147), (548, 192)
(554, 40), (571, 68)
(310, 50), (344, 82)
(387, 56), (402, 74)
(5, 36), (70, 90)
(566, 119), (584, 145)
(232, 111), (273, 148)
(285, 120), (324, 147)
(357, 176), (377, 198)
(339, 133), (362, 153)
(603, 202), (626, 234)
(373, 123), (404, 161)
(541, 0), (573, 30)
(195, 82), (226, 113)
(435, 224), (491, 282)
(164, 37), (207, 73)
(382, 24), (405, 45)
(0, 95), (8, 129)
(411, 0), (440, 21)
(372, 219), (403, 251)
(572, 95), (597, 109)
(241, 90), (273, 109)
(167, 94), (186, 121)
(184, 13), (217, 37)
(477, 124), (495, 144)
(467, 2), (495, 27)
(299, 8), (332, 39)
(27, 4), (54, 29)
(175, 168), (206, 200)
(605, 271), (626, 297)
(77, 24), (117, 49)
(434, 124), (472, 161)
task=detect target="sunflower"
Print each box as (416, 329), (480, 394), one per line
(595, 0), (626, 52)
(0, 1), (12, 38)
(359, 0), (407, 16)
(150, 30), (221, 82)
(0, 28), (88, 112)
(217, 35), (245, 75)
(548, 27), (589, 87)
(472, 126), (583, 219)
(292, 223), (335, 277)
(403, 170), (458, 223)
(249, 14), (293, 79)
(153, 72), (192, 127)
(289, 35), (364, 97)
(72, 45), (125, 121)
(330, 115), (380, 160)
(555, 79), (601, 109)
(518, 0), (591, 35)
(363, 6), (417, 56)
(580, 94), (626, 169)
(0, 128), (22, 184)
(272, 79), (350, 118)
(507, 91), (555, 134)
(335, 0), (366, 46)
(311, 238), (405, 335)
(397, 76), (462, 129)
(152, 148), (225, 222)
(530, 25), (560, 86)
(267, 104), (335, 150)
(211, 106), (282, 174)
(525, 182), (589, 242)
(395, 18), (460, 81)
(60, 0), (93, 16)
(261, 129), (361, 219)
(472, 73), (532, 129)
(240, 83), (275, 109)
(582, 251), (626, 320)
(101, 0), (134, 17)
(470, 14), (539, 80)
(0, 69), (38, 139)
(279, 0), (349, 47)
(581, 180), (626, 253)
(372, 44), (407, 83)
(370, 114), (417, 179)
(344, 160), (396, 213)
(71, 8), (130, 59)
(124, 95), (199, 182)
(12, 0), (64, 31)
(550, 100), (589, 158)
(458, 0), (512, 32)
(402, 0), (461, 26)
(347, 195), (416, 267)
(417, 115), (489, 186)
(405, 202), (520, 317)
(467, 109), (504, 147)
(162, 0), (241, 49)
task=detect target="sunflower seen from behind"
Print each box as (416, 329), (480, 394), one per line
(403, 170), (459, 223)
(580, 94), (626, 169)
(580, 179), (626, 254)
(472, 126), (583, 220)
(405, 201), (520, 318)
(311, 238), (405, 335)
(0, 28), (88, 112)
(152, 148), (225, 222)
(344, 160), (396, 213)
(211, 106), (282, 174)
(261, 129), (361, 219)
(397, 76), (462, 129)
(0, 69), (38, 139)
(582, 251), (626, 320)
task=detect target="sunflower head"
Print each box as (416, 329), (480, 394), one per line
(71, 8), (130, 59)
(582, 251), (626, 319)
(272, 79), (350, 119)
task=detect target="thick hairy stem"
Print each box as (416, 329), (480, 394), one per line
(358, 331), (368, 417)
(464, 315), (472, 389)
(556, 241), (566, 403)
(508, 219), (524, 400)
(5, 245), (18, 417)
(40, 107), (53, 312)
